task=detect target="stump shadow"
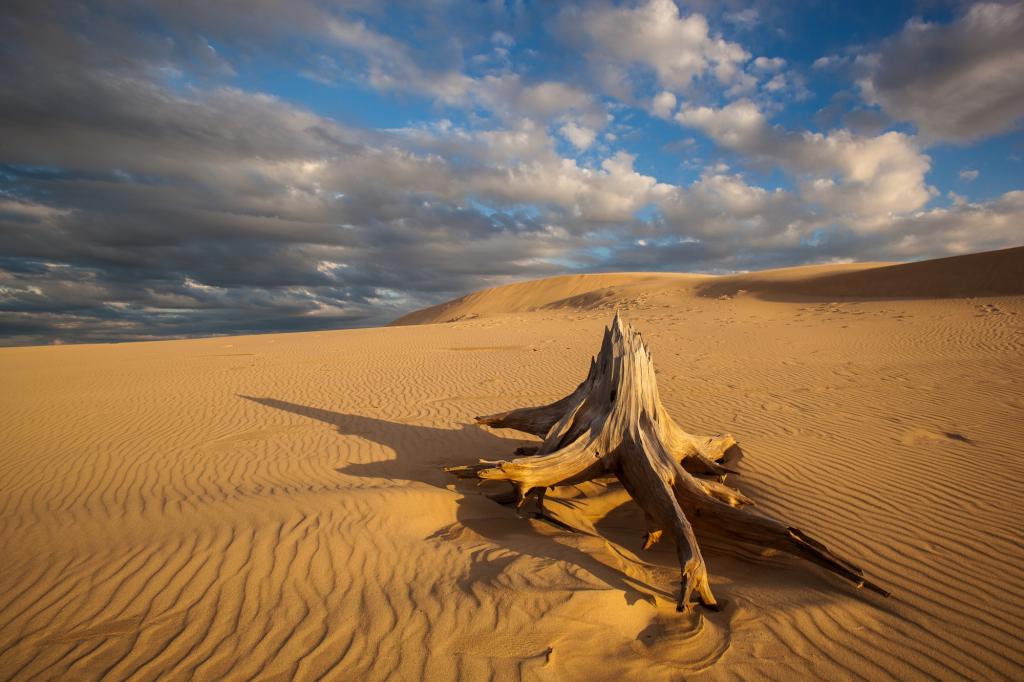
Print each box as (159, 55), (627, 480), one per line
(240, 395), (670, 606)
(239, 396), (891, 614)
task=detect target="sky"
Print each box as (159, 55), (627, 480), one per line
(1, 1), (1023, 345)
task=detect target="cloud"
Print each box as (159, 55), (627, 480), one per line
(0, 16), (585, 343)
(559, 121), (598, 150)
(959, 169), (980, 182)
(464, 148), (672, 223)
(651, 91), (677, 119)
(858, 190), (1024, 258)
(724, 8), (759, 30)
(752, 56), (785, 73)
(675, 99), (766, 148)
(564, 0), (749, 94)
(650, 180), (1024, 271)
(0, 4), (659, 345)
(471, 75), (607, 130)
(812, 55), (848, 70)
(861, 3), (1024, 142)
(675, 100), (934, 222)
(763, 74), (786, 92)
(390, 121), (673, 222)
(656, 169), (808, 249)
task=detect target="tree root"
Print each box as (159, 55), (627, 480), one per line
(446, 314), (890, 611)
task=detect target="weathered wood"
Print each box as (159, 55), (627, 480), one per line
(447, 313), (889, 612)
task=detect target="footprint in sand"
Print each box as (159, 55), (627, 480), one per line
(900, 429), (974, 446)
(976, 303), (1004, 316)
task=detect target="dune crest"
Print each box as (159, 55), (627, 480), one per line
(392, 246), (1024, 326)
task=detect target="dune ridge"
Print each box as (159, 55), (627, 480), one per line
(2, 247), (1023, 680)
(392, 245), (1024, 326)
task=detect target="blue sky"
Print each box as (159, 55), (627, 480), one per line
(1, 1), (1022, 344)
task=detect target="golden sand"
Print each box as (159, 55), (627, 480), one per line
(2, 247), (1022, 679)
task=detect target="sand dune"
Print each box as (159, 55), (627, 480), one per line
(698, 245), (1024, 300)
(393, 246), (1024, 326)
(2, 248), (1024, 680)
(391, 272), (707, 325)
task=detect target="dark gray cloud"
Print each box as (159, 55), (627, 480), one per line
(0, 2), (584, 344)
(862, 2), (1024, 142)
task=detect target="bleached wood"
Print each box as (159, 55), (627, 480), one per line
(447, 314), (889, 611)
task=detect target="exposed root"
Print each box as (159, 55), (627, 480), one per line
(447, 314), (890, 612)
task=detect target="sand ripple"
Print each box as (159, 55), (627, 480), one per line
(2, 263), (1023, 679)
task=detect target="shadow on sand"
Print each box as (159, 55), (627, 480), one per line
(239, 396), (890, 619)
(240, 395), (673, 606)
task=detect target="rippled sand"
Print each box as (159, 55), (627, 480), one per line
(2, 248), (1023, 680)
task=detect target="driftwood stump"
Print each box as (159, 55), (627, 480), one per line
(447, 314), (888, 612)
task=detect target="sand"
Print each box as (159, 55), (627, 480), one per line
(2, 246), (1023, 680)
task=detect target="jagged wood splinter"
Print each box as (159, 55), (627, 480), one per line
(446, 314), (889, 612)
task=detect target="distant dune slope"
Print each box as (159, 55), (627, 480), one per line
(700, 245), (1024, 300)
(391, 273), (705, 325)
(392, 246), (1024, 325)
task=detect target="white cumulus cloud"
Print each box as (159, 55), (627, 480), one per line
(568, 0), (749, 93)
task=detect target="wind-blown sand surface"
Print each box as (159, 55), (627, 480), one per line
(2, 247), (1023, 680)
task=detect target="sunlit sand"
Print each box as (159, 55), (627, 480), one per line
(2, 247), (1022, 679)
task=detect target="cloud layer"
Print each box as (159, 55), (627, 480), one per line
(1, 1), (1022, 345)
